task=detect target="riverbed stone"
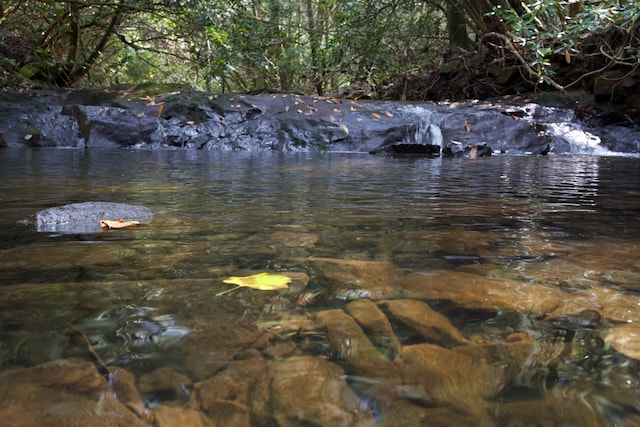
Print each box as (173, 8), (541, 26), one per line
(153, 404), (215, 427)
(301, 257), (404, 299)
(380, 299), (469, 347)
(314, 308), (401, 379)
(197, 355), (373, 427)
(401, 271), (563, 315)
(345, 299), (402, 360)
(109, 366), (146, 411)
(253, 356), (374, 427)
(400, 343), (506, 418)
(0, 358), (149, 427)
(488, 385), (609, 426)
(197, 358), (268, 413)
(138, 366), (193, 399)
(601, 324), (640, 360)
(269, 230), (320, 248)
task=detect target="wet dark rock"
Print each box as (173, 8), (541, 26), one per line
(24, 201), (153, 234)
(1, 88), (638, 155)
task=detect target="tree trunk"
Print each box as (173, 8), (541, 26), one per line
(305, 0), (324, 96)
(446, 0), (473, 52)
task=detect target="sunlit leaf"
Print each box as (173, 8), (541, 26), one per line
(371, 112), (381, 119)
(340, 124), (349, 135)
(216, 272), (291, 296)
(385, 111), (394, 117)
(100, 219), (140, 232)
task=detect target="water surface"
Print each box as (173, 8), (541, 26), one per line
(1, 150), (640, 426)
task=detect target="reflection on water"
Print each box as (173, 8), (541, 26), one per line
(1, 150), (640, 426)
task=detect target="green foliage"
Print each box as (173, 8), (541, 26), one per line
(1, 0), (637, 95)
(490, 1), (640, 86)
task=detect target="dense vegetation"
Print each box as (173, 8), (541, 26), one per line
(0, 0), (638, 100)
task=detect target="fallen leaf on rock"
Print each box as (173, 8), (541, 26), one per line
(340, 124), (349, 135)
(100, 219), (141, 232)
(216, 272), (292, 296)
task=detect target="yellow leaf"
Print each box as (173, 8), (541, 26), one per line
(340, 124), (349, 135)
(216, 272), (292, 296)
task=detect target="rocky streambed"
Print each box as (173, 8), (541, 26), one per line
(0, 85), (638, 155)
(2, 247), (640, 426)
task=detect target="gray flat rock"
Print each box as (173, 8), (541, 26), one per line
(27, 201), (153, 234)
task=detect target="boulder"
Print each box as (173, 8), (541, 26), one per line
(25, 201), (153, 234)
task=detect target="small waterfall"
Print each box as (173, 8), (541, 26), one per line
(546, 123), (616, 155)
(402, 106), (443, 148)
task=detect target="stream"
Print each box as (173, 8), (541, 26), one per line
(1, 149), (640, 426)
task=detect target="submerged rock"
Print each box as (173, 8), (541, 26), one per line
(25, 201), (153, 234)
(380, 299), (470, 347)
(0, 358), (149, 427)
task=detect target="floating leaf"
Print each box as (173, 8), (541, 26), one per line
(216, 272), (292, 296)
(100, 219), (140, 232)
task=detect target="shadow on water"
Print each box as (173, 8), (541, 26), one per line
(2, 149), (640, 425)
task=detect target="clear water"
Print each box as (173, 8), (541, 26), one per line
(2, 149), (640, 425)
